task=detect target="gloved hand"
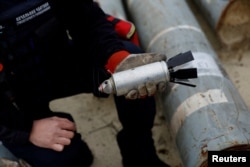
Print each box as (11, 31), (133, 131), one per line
(105, 51), (167, 99)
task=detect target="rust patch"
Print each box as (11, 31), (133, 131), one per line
(200, 160), (208, 167)
(224, 144), (250, 151)
(201, 144), (208, 158)
(217, 0), (250, 49)
(200, 144), (208, 167)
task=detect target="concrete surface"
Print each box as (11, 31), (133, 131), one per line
(49, 94), (183, 167)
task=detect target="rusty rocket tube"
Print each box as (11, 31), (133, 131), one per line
(192, 0), (250, 49)
(125, 0), (250, 167)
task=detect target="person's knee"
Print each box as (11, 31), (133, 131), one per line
(19, 133), (93, 167)
(48, 135), (93, 167)
(66, 133), (94, 167)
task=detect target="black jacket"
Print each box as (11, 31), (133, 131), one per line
(0, 0), (127, 146)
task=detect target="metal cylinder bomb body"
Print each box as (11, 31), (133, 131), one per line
(99, 61), (169, 96)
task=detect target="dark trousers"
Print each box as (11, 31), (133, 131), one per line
(4, 113), (94, 167)
(4, 41), (159, 167)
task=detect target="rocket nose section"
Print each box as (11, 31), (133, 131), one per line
(98, 79), (114, 94)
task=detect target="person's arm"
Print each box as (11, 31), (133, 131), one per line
(0, 98), (76, 150)
(49, 0), (127, 66)
(49, 0), (166, 99)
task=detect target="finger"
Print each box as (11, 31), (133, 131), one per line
(56, 137), (71, 146)
(157, 82), (166, 92)
(61, 122), (76, 131)
(146, 82), (156, 96)
(52, 143), (64, 152)
(58, 129), (75, 139)
(53, 117), (76, 131)
(138, 84), (147, 98)
(52, 116), (73, 124)
(125, 90), (138, 99)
